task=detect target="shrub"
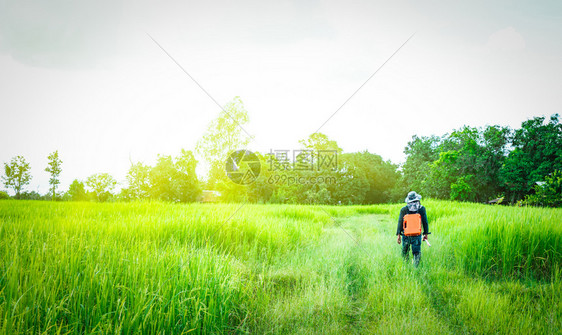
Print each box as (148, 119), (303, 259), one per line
(524, 170), (562, 207)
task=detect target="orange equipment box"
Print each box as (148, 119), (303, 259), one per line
(403, 214), (422, 236)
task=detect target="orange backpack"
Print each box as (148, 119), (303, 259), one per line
(403, 214), (422, 236)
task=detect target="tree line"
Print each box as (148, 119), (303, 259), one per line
(399, 114), (561, 207)
(2, 97), (561, 207)
(0, 150), (201, 203)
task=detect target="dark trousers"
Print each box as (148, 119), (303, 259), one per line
(402, 235), (422, 267)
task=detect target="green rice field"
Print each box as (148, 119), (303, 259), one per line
(1, 200), (561, 334)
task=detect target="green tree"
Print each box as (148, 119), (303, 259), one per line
(402, 135), (441, 196)
(500, 149), (529, 202)
(524, 170), (562, 207)
(268, 134), (340, 204)
(66, 179), (88, 201)
(450, 174), (475, 201)
(269, 133), (342, 204)
(416, 126), (509, 202)
(146, 150), (201, 203)
(174, 149), (201, 202)
(402, 114), (559, 204)
(86, 173), (117, 202)
(299, 132), (343, 154)
(196, 96), (251, 193)
(0, 190), (10, 199)
(305, 185), (332, 204)
(480, 125), (511, 198)
(2, 156), (32, 199)
(149, 155), (177, 201)
(247, 153), (276, 203)
(426, 150), (459, 199)
(19, 191), (42, 200)
(438, 127), (482, 201)
(45, 151), (63, 201)
(330, 159), (369, 205)
(339, 151), (399, 204)
(501, 114), (562, 202)
(123, 162), (151, 200)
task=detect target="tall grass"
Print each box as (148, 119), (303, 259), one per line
(421, 201), (561, 280)
(361, 200), (562, 280)
(0, 201), (333, 333)
(1, 200), (561, 333)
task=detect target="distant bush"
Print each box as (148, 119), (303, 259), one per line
(524, 170), (562, 208)
(0, 191), (10, 200)
(18, 191), (43, 200)
(65, 179), (88, 201)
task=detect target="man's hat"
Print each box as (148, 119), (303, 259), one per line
(405, 191), (422, 203)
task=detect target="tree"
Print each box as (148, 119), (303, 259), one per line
(402, 135), (441, 196)
(266, 133), (341, 205)
(406, 126), (510, 202)
(66, 179), (88, 201)
(305, 185), (332, 204)
(401, 114), (559, 204)
(123, 162), (151, 200)
(45, 151), (63, 201)
(196, 96), (251, 192)
(247, 152), (276, 203)
(524, 170), (562, 207)
(501, 114), (562, 202)
(122, 150), (201, 203)
(299, 132), (343, 154)
(149, 155), (177, 201)
(425, 150), (459, 199)
(86, 173), (117, 202)
(174, 149), (201, 202)
(19, 191), (43, 200)
(480, 125), (511, 198)
(450, 174), (475, 201)
(2, 156), (32, 199)
(330, 158), (369, 205)
(340, 151), (399, 204)
(430, 127), (482, 200)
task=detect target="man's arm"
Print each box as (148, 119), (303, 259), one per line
(420, 206), (429, 235)
(396, 207), (405, 235)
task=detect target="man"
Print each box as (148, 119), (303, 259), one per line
(397, 191), (429, 267)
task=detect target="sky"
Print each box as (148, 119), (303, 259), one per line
(1, 0), (561, 195)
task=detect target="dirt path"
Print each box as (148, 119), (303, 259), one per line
(257, 213), (454, 334)
(332, 214), (453, 334)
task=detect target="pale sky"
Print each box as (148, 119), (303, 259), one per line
(1, 0), (561, 194)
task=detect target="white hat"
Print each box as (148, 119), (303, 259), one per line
(405, 191), (422, 203)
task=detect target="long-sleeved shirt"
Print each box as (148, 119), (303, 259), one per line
(396, 205), (429, 236)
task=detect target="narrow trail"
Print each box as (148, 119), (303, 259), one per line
(332, 214), (453, 334)
(294, 213), (556, 335)
(258, 213), (490, 334)
(336, 214), (410, 334)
